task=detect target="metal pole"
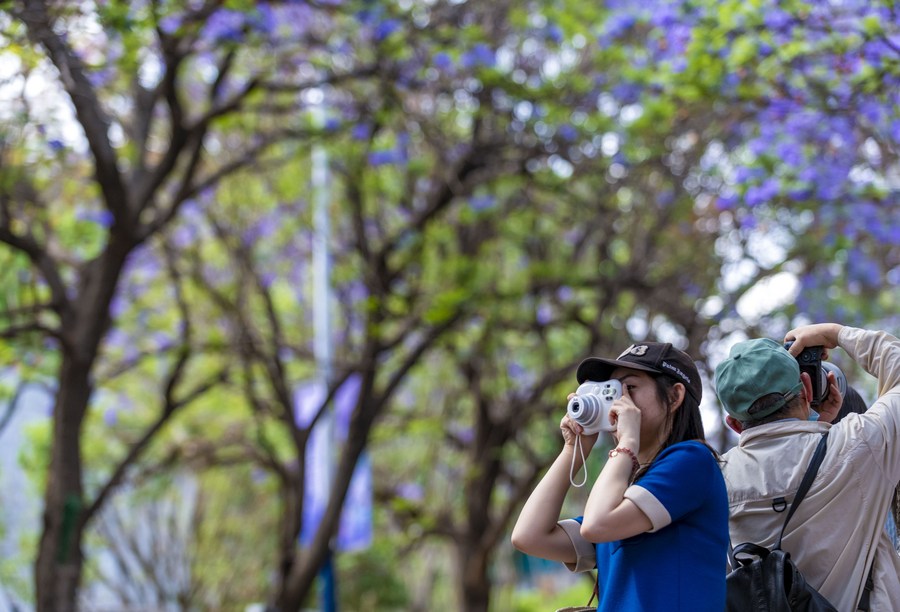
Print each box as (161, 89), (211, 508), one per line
(311, 99), (338, 612)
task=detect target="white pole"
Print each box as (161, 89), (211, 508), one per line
(311, 95), (337, 612)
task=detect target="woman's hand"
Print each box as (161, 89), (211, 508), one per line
(609, 385), (641, 453)
(560, 402), (599, 451)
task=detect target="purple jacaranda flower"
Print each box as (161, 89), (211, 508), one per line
(650, 4), (678, 29)
(722, 72), (740, 89)
(734, 166), (763, 184)
(656, 190), (675, 207)
(271, 4), (315, 38)
(453, 425), (475, 445)
(716, 193), (738, 210)
(159, 14), (182, 34)
(48, 139), (65, 152)
(847, 250), (882, 287)
(109, 294), (127, 319)
(670, 57), (687, 73)
(764, 9), (794, 31)
(432, 51), (454, 72)
(546, 23), (564, 44)
(170, 224), (197, 248)
(859, 100), (884, 125)
(202, 9), (245, 42)
(260, 272), (277, 288)
(611, 82), (640, 105)
(889, 120), (900, 144)
(536, 302), (553, 325)
(352, 123), (371, 141)
(683, 282), (702, 298)
(375, 18), (400, 42)
(862, 40), (890, 68)
(740, 211), (758, 229)
(775, 141), (803, 167)
(814, 173), (844, 201)
(469, 195), (495, 211)
(87, 68), (114, 88)
(787, 187), (813, 201)
(601, 12), (636, 41)
(744, 178), (779, 207)
(252, 4), (276, 35)
(368, 149), (403, 166)
(77, 209), (114, 228)
(244, 214), (280, 244)
(354, 8), (378, 26)
(104, 408), (117, 426)
(461, 43), (495, 69)
(557, 123), (578, 142)
(748, 137), (770, 156)
(396, 482), (424, 502)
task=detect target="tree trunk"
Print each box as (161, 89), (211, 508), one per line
(458, 543), (492, 612)
(33, 240), (129, 610)
(34, 358), (93, 612)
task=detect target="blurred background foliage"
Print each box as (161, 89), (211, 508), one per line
(0, 0), (897, 610)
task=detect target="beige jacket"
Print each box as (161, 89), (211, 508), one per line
(722, 327), (900, 612)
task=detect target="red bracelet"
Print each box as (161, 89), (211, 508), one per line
(608, 447), (640, 475)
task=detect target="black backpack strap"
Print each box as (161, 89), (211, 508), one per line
(775, 432), (829, 550)
(857, 565), (874, 611)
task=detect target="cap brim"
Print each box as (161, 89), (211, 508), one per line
(576, 357), (662, 383)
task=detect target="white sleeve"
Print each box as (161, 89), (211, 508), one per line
(557, 519), (596, 573)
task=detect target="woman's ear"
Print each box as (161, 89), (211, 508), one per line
(669, 383), (686, 412)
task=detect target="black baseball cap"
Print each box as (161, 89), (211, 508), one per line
(576, 342), (702, 402)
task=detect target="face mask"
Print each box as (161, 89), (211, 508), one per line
(808, 409), (820, 422)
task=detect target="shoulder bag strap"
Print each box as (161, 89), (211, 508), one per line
(775, 431), (829, 550)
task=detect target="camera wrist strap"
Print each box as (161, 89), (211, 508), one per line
(570, 434), (587, 488)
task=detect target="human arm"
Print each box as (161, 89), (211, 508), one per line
(836, 327), (900, 397)
(510, 415), (599, 563)
(784, 322), (844, 356)
(580, 387), (653, 542)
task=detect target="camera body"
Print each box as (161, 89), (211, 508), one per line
(566, 379), (621, 434)
(785, 343), (830, 407)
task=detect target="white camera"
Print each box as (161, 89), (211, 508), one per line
(566, 379), (621, 434)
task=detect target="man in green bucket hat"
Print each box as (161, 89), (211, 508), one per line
(715, 323), (900, 611)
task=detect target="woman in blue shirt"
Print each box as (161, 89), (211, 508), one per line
(511, 341), (728, 612)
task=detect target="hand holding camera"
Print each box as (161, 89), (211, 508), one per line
(567, 379), (622, 434)
(566, 379), (621, 487)
(784, 342), (847, 409)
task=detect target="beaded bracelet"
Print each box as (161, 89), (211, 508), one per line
(608, 446), (640, 475)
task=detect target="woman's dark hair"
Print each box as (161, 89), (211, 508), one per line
(633, 374), (712, 481)
(831, 385), (867, 423)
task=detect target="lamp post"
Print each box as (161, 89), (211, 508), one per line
(311, 95), (337, 612)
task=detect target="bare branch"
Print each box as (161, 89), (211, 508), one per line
(16, 0), (131, 227)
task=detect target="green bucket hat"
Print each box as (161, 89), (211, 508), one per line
(714, 338), (803, 421)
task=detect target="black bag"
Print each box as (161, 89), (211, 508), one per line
(725, 433), (838, 612)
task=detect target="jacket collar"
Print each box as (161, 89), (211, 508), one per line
(738, 420), (832, 447)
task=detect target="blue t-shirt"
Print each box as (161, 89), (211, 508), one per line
(577, 440), (728, 612)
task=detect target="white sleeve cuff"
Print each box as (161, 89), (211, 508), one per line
(624, 484), (671, 533)
(557, 519), (596, 572)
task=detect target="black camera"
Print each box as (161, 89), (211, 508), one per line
(784, 343), (835, 407)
